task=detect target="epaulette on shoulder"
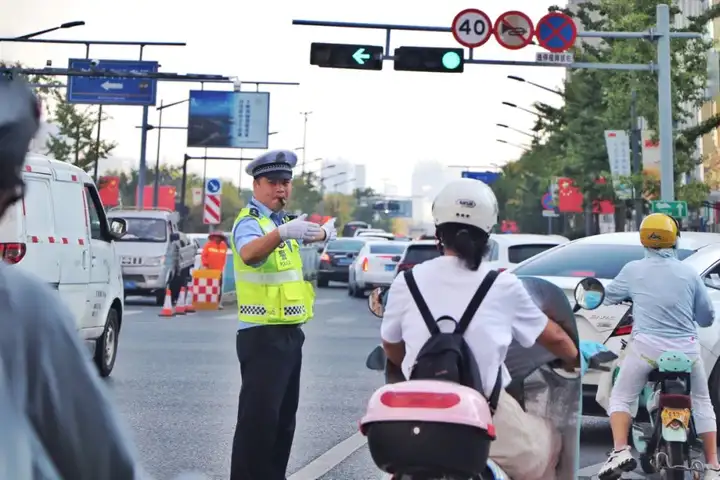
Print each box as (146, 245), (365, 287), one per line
(248, 207), (260, 218)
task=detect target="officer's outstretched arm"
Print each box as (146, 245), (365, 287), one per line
(239, 229), (283, 265)
(25, 288), (144, 479)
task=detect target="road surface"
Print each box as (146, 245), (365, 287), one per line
(113, 285), (651, 479)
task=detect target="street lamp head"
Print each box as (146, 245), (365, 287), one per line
(502, 101), (518, 108)
(496, 123), (509, 128)
(507, 75), (525, 82)
(60, 21), (85, 28)
(268, 131), (279, 136)
(496, 139), (508, 144)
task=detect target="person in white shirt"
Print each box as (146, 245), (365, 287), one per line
(380, 178), (579, 480)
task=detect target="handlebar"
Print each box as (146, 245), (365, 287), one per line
(548, 350), (618, 372)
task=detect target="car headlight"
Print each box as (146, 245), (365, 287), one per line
(145, 255), (165, 266)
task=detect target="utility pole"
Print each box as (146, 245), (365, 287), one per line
(300, 111), (312, 175)
(630, 89), (643, 230)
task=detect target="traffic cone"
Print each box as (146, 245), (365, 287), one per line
(175, 287), (187, 315)
(158, 289), (175, 317)
(185, 282), (196, 313)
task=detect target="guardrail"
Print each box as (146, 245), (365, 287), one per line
(193, 246), (321, 306)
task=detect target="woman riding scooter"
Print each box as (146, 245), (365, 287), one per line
(379, 178), (581, 480)
(598, 213), (720, 480)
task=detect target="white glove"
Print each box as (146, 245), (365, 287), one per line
(302, 222), (324, 242)
(321, 218), (337, 242)
(277, 214), (315, 241)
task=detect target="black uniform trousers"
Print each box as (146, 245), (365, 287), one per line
(230, 324), (305, 480)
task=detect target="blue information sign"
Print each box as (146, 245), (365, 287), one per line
(461, 171), (500, 184)
(67, 58), (159, 106)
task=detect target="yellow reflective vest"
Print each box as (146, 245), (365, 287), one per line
(230, 208), (314, 324)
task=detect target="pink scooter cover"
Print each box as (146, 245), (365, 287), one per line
(360, 379), (495, 437)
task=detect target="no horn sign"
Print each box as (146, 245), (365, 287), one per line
(535, 12), (577, 53)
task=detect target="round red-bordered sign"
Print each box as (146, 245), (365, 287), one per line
(493, 10), (534, 50)
(451, 8), (493, 49)
(535, 12), (577, 53)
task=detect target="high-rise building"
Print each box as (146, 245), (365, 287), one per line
(354, 164), (367, 190)
(411, 161), (451, 224)
(321, 158), (354, 194)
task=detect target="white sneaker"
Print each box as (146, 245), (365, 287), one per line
(598, 446), (637, 480)
(705, 465), (720, 480)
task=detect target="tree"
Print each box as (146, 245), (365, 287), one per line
(495, 0), (718, 234)
(1, 61), (118, 173)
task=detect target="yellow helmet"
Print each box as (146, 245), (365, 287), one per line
(639, 213), (680, 249)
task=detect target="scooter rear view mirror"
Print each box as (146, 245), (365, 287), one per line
(365, 345), (387, 370)
(368, 287), (386, 318)
(573, 277), (606, 312)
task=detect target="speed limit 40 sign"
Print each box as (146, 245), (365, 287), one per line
(452, 8), (493, 48)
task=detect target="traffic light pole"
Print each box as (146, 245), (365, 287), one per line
(293, 4), (701, 202)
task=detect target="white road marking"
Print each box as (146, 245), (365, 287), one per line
(287, 432), (368, 480)
(576, 461), (646, 479)
(124, 310), (142, 316)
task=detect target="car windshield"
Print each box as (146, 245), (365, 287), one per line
(115, 218), (167, 242)
(404, 245), (441, 264)
(327, 239), (365, 252)
(370, 243), (407, 254)
(512, 243), (696, 279)
(508, 244), (560, 264)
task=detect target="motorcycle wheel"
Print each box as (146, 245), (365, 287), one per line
(665, 442), (687, 480)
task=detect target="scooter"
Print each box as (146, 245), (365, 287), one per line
(361, 275), (617, 480)
(612, 314), (704, 479)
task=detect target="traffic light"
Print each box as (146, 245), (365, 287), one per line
(310, 43), (384, 71)
(393, 46), (464, 73)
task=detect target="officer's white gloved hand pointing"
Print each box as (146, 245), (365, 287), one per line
(277, 214), (316, 241)
(321, 218), (337, 242)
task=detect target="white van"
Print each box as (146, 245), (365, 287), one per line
(0, 153), (128, 377)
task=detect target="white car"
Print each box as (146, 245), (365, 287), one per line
(509, 231), (720, 417)
(0, 153), (127, 377)
(486, 233), (569, 271)
(354, 228), (388, 237)
(356, 231), (395, 241)
(348, 241), (409, 297)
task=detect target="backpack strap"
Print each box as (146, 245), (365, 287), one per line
(488, 369), (502, 413)
(403, 269), (440, 335)
(456, 269), (500, 335)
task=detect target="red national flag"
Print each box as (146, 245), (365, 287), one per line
(98, 175), (120, 207)
(557, 177), (583, 213)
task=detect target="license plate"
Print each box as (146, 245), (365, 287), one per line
(124, 281), (136, 289)
(337, 258), (351, 265)
(385, 264), (395, 271)
(661, 407), (691, 428)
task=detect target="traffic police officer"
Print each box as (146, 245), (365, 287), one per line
(230, 149), (336, 480)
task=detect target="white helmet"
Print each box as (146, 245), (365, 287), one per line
(432, 178), (498, 233)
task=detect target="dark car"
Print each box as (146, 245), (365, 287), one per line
(317, 238), (369, 287)
(395, 240), (441, 275)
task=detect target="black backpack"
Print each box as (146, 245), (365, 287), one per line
(404, 268), (503, 412)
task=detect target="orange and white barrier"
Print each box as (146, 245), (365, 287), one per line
(192, 269), (222, 310)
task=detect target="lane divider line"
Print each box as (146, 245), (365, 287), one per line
(287, 432), (368, 480)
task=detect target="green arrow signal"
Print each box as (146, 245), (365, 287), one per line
(352, 48), (371, 65)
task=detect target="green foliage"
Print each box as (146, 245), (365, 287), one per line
(495, 0), (719, 234)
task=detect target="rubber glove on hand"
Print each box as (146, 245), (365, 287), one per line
(321, 217), (337, 242)
(302, 222), (325, 243)
(579, 340), (610, 376)
(277, 214), (314, 241)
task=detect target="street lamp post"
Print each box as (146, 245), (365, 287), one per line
(300, 111), (312, 174)
(497, 139), (530, 152)
(496, 123), (536, 139)
(501, 101), (543, 118)
(506, 75), (564, 97)
(151, 97), (190, 207)
(14, 21), (85, 40)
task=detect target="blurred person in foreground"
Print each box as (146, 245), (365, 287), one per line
(0, 75), (212, 480)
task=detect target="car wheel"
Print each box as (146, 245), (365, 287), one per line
(94, 308), (119, 377)
(353, 283), (365, 298)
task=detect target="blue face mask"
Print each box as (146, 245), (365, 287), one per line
(583, 290), (603, 309)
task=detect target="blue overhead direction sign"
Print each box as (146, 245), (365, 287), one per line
(535, 12), (577, 53)
(461, 171), (500, 184)
(67, 58), (159, 106)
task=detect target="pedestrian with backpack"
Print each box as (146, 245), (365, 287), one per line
(380, 178), (580, 480)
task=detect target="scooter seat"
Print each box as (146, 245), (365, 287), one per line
(659, 393), (692, 410)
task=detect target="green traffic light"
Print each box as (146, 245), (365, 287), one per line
(442, 51), (462, 70)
